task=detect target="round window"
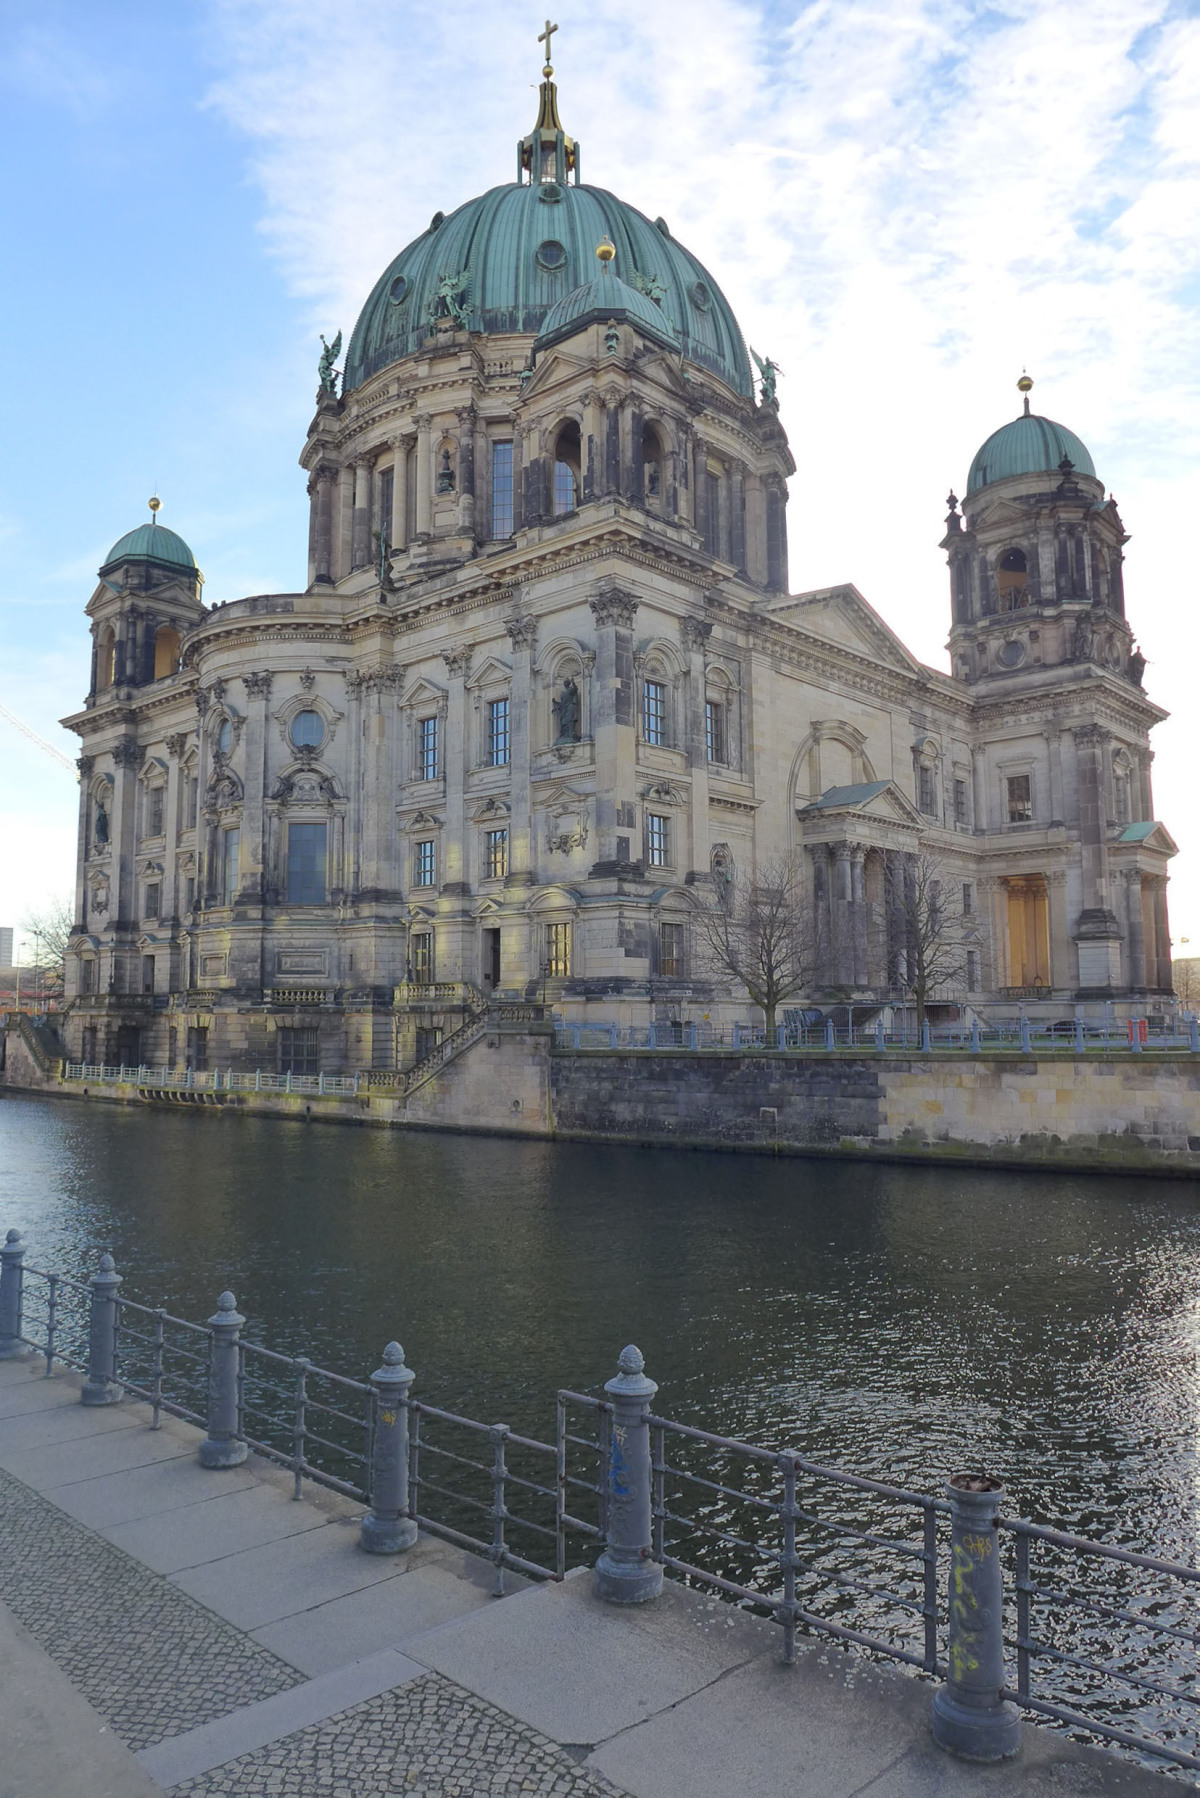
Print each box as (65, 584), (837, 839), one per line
(389, 274), (408, 304)
(290, 710), (325, 750)
(538, 182), (562, 203)
(536, 239), (568, 271)
(690, 281), (711, 311)
(216, 719), (232, 754)
(997, 639), (1026, 668)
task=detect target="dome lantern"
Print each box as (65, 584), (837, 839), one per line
(518, 20), (580, 188)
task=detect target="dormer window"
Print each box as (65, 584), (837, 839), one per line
(997, 548), (1029, 610)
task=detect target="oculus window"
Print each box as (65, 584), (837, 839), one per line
(216, 719), (233, 755)
(290, 710), (325, 751)
(287, 822), (328, 905)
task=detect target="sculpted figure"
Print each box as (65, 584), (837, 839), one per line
(94, 801), (109, 846)
(553, 676), (580, 742)
(751, 348), (780, 405)
(318, 331), (342, 394)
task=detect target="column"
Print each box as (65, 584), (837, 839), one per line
(971, 747), (988, 832)
(163, 735), (185, 925)
(193, 693), (212, 907)
(414, 416), (433, 537)
(811, 844), (832, 981)
(730, 466), (747, 575)
(582, 389), (603, 505)
(74, 757), (92, 937)
(457, 407), (476, 538)
(850, 845), (868, 986)
(833, 842), (852, 984)
(1047, 729), (1065, 825)
(390, 437), (409, 549)
(1072, 726), (1114, 915)
(337, 465), (354, 578)
(1152, 879), (1171, 990)
(441, 645), (472, 893)
(312, 464), (336, 584)
(306, 471), (319, 585)
(351, 460), (371, 569)
(589, 587), (639, 874)
(683, 617), (711, 877)
(239, 673), (271, 903)
(505, 616), (537, 885)
(1124, 870), (1145, 990)
(109, 739), (143, 979)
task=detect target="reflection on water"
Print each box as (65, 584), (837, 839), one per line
(2, 1094), (1198, 1556)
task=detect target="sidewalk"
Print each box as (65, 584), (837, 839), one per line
(0, 1356), (1169, 1797)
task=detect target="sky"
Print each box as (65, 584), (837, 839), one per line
(1, 0), (1198, 959)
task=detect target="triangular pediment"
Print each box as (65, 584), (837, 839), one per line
(402, 676), (445, 708)
(798, 779), (924, 831)
(1115, 820), (1178, 857)
(532, 777), (588, 807)
(465, 654), (512, 690)
(762, 585), (921, 674)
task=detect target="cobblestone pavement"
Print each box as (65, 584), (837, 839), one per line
(171, 1672), (628, 1797)
(0, 1464), (301, 1750)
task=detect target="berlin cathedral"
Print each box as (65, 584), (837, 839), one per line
(62, 43), (1176, 1074)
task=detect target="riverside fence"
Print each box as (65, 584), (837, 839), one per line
(0, 1229), (1196, 1775)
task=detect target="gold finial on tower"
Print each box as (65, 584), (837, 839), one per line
(596, 238), (616, 265)
(148, 493), (162, 522)
(539, 17), (558, 77)
(1017, 372), (1033, 417)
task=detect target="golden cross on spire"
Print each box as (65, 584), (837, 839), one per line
(539, 18), (558, 75)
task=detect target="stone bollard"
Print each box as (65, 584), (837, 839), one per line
(595, 1344), (663, 1604)
(199, 1292), (248, 1468)
(931, 1473), (1021, 1762)
(970, 1017), (981, 1054)
(360, 1341), (418, 1554)
(921, 1019), (932, 1051)
(0, 1230), (30, 1360)
(81, 1253), (123, 1405)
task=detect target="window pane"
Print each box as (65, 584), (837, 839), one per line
(286, 822), (327, 904)
(647, 813), (669, 867)
(217, 719), (232, 755)
(1007, 774), (1032, 822)
(546, 921), (571, 977)
(660, 922), (683, 977)
(488, 697), (510, 766)
(290, 710), (325, 750)
(486, 829), (508, 880)
(221, 828), (240, 905)
(144, 882), (160, 919)
(414, 840), (436, 887)
(643, 680), (665, 745)
(705, 700), (725, 764)
(146, 787), (164, 836)
(954, 778), (968, 824)
(410, 934), (433, 984)
(491, 442), (513, 539)
(278, 1027), (319, 1075)
(378, 466), (394, 541)
(419, 717), (439, 780)
(554, 460), (577, 514)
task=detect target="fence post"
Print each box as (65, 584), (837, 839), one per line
(875, 1017), (885, 1052)
(970, 1017), (981, 1054)
(921, 1019), (932, 1051)
(595, 1344), (663, 1604)
(931, 1473), (1021, 1762)
(1073, 1015), (1085, 1053)
(1191, 1017), (1199, 1053)
(1019, 1015), (1031, 1053)
(199, 1291), (248, 1468)
(360, 1341), (418, 1554)
(0, 1230), (30, 1360)
(1130, 1018), (1143, 1054)
(81, 1253), (123, 1406)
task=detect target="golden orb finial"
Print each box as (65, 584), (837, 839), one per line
(596, 238), (616, 265)
(1017, 372), (1033, 416)
(148, 494), (162, 521)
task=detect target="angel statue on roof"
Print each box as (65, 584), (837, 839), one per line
(751, 348), (780, 407)
(318, 331), (342, 395)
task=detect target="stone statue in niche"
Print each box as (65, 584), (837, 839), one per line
(1071, 614), (1094, 661)
(553, 676), (580, 742)
(94, 801), (109, 847)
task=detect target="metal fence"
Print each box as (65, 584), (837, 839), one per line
(554, 1015), (1200, 1055)
(62, 1064), (363, 1096)
(2, 1230), (1197, 1775)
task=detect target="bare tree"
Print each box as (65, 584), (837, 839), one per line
(691, 852), (821, 1036)
(885, 852), (970, 1028)
(1174, 957), (1199, 1013)
(20, 897), (73, 997)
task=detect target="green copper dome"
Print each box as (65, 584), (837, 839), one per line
(100, 522), (197, 574)
(345, 181), (751, 398)
(967, 412), (1096, 494)
(534, 267), (681, 358)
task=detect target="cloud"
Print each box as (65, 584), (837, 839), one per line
(201, 0), (1200, 932)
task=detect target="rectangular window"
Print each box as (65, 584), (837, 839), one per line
(491, 441), (514, 539)
(705, 470), (721, 557)
(278, 1027), (319, 1076)
(485, 828), (508, 880)
(646, 812), (670, 867)
(966, 949), (980, 991)
(146, 786), (164, 837)
(79, 959), (95, 994)
(220, 827), (240, 906)
(954, 778), (969, 825)
(414, 839), (436, 887)
(1006, 773), (1033, 823)
(185, 776), (198, 830)
(286, 821), (328, 905)
(962, 881), (975, 915)
(659, 922), (684, 978)
(705, 700), (726, 764)
(545, 921), (571, 978)
(186, 1026), (208, 1072)
(410, 932), (434, 985)
(488, 696), (510, 766)
(144, 881), (160, 919)
(419, 716), (439, 780)
(142, 955), (155, 994)
(184, 875), (195, 914)
(918, 765), (937, 815)
(377, 466), (394, 544)
(643, 679), (666, 746)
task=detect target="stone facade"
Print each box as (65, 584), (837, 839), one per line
(58, 74), (1176, 1078)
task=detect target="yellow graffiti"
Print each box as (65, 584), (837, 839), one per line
(950, 1642), (981, 1681)
(962, 1533), (993, 1560)
(380, 1410), (397, 1427)
(952, 1544), (980, 1599)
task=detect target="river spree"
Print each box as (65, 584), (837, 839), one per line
(2, 1093), (1198, 1559)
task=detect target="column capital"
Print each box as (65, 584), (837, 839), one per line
(681, 616), (712, 651)
(589, 586), (638, 629)
(242, 671), (272, 700)
(505, 615), (538, 651)
(442, 644), (473, 679)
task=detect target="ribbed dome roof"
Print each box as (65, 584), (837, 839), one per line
(535, 268), (681, 358)
(100, 522), (197, 573)
(344, 181), (750, 397)
(967, 413), (1096, 494)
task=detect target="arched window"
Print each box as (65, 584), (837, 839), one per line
(1112, 750), (1132, 825)
(97, 627), (116, 692)
(997, 547), (1028, 610)
(153, 625), (181, 681)
(553, 423), (581, 515)
(216, 718), (233, 756)
(641, 425), (662, 506)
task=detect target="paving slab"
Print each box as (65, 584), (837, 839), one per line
(102, 1479), (330, 1573)
(0, 1419), (190, 1490)
(0, 1391), (145, 1452)
(0, 1364), (81, 1417)
(137, 1646), (426, 1788)
(0, 1597), (167, 1798)
(250, 1554), (497, 1675)
(168, 1513), (411, 1629)
(410, 1568), (776, 1743)
(45, 1449), (259, 1529)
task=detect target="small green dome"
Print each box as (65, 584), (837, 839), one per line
(535, 268), (680, 358)
(101, 522), (197, 574)
(345, 181), (750, 398)
(967, 413), (1096, 494)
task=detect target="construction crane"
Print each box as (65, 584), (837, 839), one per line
(0, 699), (79, 779)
